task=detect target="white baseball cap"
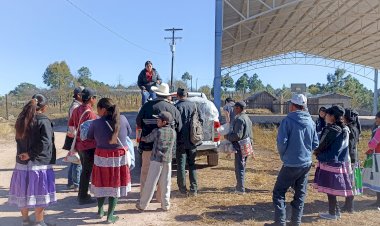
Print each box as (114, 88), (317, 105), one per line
(290, 94), (307, 107)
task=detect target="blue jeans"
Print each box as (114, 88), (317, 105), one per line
(141, 90), (157, 105)
(67, 163), (82, 187)
(234, 144), (247, 192)
(273, 165), (311, 226)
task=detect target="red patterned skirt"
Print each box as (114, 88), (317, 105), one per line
(91, 147), (131, 198)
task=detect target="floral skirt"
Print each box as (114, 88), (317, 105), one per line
(313, 161), (354, 197)
(91, 147), (131, 198)
(8, 162), (56, 209)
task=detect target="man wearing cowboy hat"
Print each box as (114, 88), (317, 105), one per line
(136, 83), (182, 202)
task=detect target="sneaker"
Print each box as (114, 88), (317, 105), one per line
(161, 206), (170, 211)
(319, 212), (338, 220)
(233, 190), (245, 195)
(67, 184), (75, 189)
(188, 192), (198, 197)
(340, 207), (353, 214)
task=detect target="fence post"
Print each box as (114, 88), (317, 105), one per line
(5, 94), (9, 120)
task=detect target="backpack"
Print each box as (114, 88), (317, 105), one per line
(190, 105), (203, 145)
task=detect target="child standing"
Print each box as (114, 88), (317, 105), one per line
(136, 111), (176, 211)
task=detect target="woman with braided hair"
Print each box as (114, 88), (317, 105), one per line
(86, 97), (132, 224)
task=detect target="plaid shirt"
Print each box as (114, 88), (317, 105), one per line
(142, 125), (176, 163)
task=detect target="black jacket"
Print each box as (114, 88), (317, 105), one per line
(347, 122), (359, 163)
(16, 113), (57, 165)
(315, 116), (326, 138)
(314, 123), (349, 163)
(136, 98), (182, 151)
(137, 68), (161, 92)
(175, 99), (202, 149)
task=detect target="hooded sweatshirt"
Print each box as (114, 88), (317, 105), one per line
(277, 110), (319, 167)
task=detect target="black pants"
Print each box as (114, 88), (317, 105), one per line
(78, 148), (95, 200)
(328, 195), (340, 215)
(176, 147), (198, 193)
(344, 196), (354, 211)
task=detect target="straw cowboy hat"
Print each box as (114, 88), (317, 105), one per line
(151, 83), (171, 96)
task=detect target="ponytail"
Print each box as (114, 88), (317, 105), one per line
(15, 94), (48, 140)
(15, 99), (37, 139)
(109, 104), (120, 144)
(97, 98), (120, 144)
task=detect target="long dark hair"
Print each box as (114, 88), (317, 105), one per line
(97, 98), (120, 144)
(15, 94), (48, 139)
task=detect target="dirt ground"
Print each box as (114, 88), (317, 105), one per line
(1, 130), (380, 226)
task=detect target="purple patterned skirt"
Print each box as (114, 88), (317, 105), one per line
(8, 162), (57, 209)
(313, 161), (354, 197)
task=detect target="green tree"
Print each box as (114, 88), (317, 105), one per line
(235, 73), (249, 97)
(341, 75), (372, 110)
(248, 73), (265, 93)
(326, 68), (346, 92)
(199, 85), (211, 99)
(308, 83), (325, 95)
(77, 66), (93, 86)
(42, 61), (74, 112)
(42, 61), (74, 89)
(9, 82), (39, 96)
(78, 66), (92, 79)
(265, 84), (275, 95)
(181, 72), (193, 91)
(221, 74), (234, 92)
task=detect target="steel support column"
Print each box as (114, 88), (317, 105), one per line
(214, 0), (223, 115)
(374, 69), (378, 115)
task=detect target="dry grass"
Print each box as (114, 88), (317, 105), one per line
(0, 122), (15, 141)
(246, 108), (273, 115)
(253, 125), (278, 153)
(168, 127), (380, 225)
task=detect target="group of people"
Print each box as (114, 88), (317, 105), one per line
(266, 94), (380, 226)
(8, 87), (134, 225)
(7, 60), (380, 226)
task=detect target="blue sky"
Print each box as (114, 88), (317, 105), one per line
(0, 0), (376, 95)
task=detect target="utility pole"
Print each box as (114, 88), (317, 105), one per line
(191, 76), (193, 91)
(196, 78), (198, 91)
(164, 27), (183, 92)
(374, 69), (378, 115)
(117, 74), (123, 87)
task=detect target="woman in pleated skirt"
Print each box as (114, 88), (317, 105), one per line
(313, 105), (353, 220)
(8, 94), (57, 226)
(86, 98), (132, 224)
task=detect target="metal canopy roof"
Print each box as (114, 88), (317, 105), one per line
(222, 0), (380, 70)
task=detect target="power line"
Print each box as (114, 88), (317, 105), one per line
(64, 0), (166, 55)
